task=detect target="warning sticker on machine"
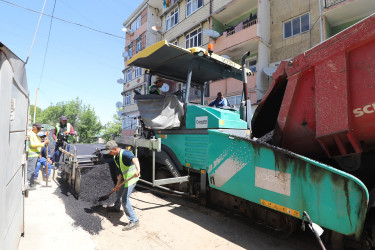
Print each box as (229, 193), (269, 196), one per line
(195, 116), (208, 128)
(260, 199), (300, 218)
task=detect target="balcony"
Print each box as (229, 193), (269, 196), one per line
(225, 19), (257, 37)
(324, 0), (346, 8)
(214, 19), (258, 59)
(323, 0), (375, 27)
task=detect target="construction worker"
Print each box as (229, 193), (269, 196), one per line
(27, 123), (49, 188)
(34, 132), (54, 181)
(52, 115), (75, 167)
(104, 140), (141, 231)
(149, 76), (163, 95)
(208, 92), (228, 108)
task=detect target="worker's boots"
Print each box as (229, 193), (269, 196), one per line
(122, 220), (139, 231)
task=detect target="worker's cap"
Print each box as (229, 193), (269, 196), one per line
(60, 116), (67, 121)
(104, 140), (118, 154)
(37, 132), (46, 137)
(154, 76), (163, 83)
(32, 122), (42, 129)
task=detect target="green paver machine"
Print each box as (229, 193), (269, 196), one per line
(118, 40), (369, 247)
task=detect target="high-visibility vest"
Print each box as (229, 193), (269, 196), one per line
(149, 85), (161, 95)
(28, 131), (42, 158)
(56, 122), (73, 143)
(114, 149), (139, 187)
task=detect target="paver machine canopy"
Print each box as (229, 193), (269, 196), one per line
(127, 40), (252, 130)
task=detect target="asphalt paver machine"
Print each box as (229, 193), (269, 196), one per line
(116, 34), (371, 248)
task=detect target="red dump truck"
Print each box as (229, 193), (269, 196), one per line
(252, 14), (375, 246)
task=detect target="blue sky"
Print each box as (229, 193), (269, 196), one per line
(0, 0), (143, 124)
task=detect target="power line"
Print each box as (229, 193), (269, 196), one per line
(38, 88), (53, 104)
(25, 0), (47, 64)
(38, 0), (56, 89)
(0, 0), (125, 39)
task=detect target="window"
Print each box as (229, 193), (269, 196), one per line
(136, 87), (142, 95)
(136, 39), (142, 53)
(124, 92), (132, 106)
(128, 44), (133, 58)
(131, 15), (142, 32)
(123, 116), (137, 129)
(283, 13), (310, 39)
(166, 8), (179, 31)
(226, 95), (243, 107)
(186, 0), (203, 17)
(126, 68), (132, 82)
(185, 28), (202, 48)
(134, 67), (142, 78)
(246, 59), (257, 72)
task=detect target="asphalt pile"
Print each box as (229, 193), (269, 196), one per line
(79, 164), (117, 204)
(54, 163), (118, 235)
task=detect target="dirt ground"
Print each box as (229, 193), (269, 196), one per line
(18, 144), (320, 250)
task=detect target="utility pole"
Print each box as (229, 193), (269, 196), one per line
(33, 87), (39, 123)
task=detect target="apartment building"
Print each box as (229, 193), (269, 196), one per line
(121, 1), (162, 136)
(270, 0), (321, 65)
(270, 0), (375, 66)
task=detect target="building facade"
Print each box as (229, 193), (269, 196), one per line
(121, 1), (162, 136)
(270, 0), (375, 65)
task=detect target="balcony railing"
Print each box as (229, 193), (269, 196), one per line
(224, 19), (258, 37)
(324, 0), (346, 8)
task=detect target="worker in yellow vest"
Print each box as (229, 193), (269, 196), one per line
(27, 123), (49, 188)
(149, 76), (163, 95)
(104, 140), (141, 231)
(52, 115), (75, 167)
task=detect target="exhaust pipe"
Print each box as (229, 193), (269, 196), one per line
(241, 51), (252, 130)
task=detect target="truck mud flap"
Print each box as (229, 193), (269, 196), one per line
(206, 130), (369, 239)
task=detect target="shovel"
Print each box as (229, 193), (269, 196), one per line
(98, 175), (136, 201)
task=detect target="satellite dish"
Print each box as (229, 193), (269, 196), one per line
(160, 83), (169, 92)
(152, 25), (163, 32)
(122, 51), (129, 57)
(122, 27), (133, 35)
(117, 78), (125, 84)
(116, 101), (123, 109)
(221, 55), (231, 59)
(263, 67), (277, 77)
(203, 29), (220, 38)
(117, 110), (124, 117)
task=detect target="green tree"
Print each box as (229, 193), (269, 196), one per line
(76, 104), (102, 143)
(102, 114), (122, 142)
(40, 98), (82, 127)
(29, 105), (43, 123)
(30, 98), (102, 143)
